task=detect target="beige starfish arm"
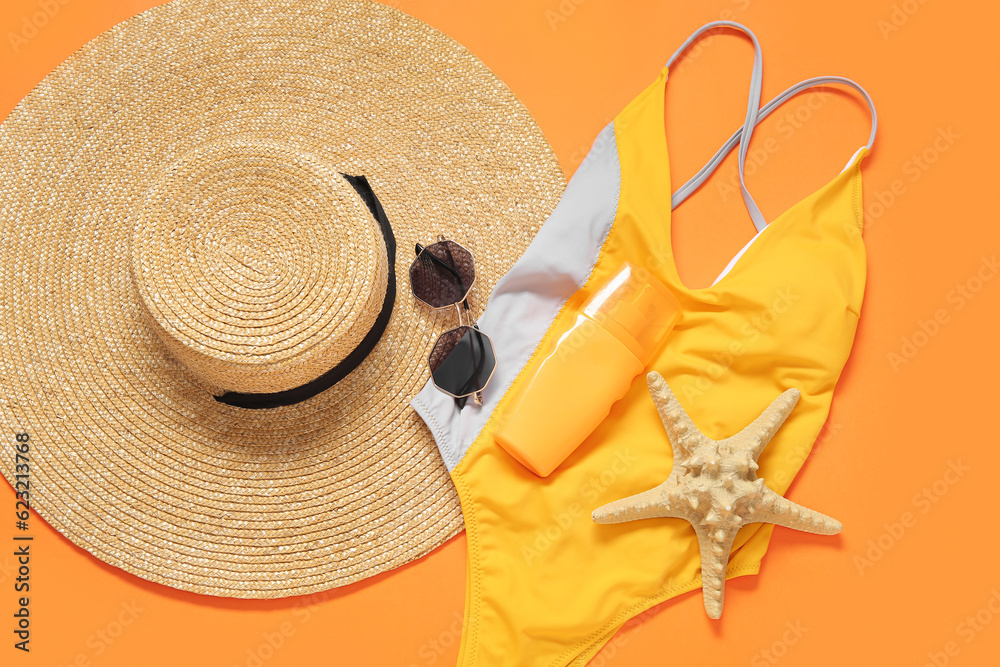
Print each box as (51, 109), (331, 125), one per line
(732, 388), (801, 458)
(647, 372), (701, 458)
(591, 483), (689, 524)
(694, 524), (741, 619)
(745, 487), (842, 535)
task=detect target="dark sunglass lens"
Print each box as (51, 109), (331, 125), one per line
(429, 326), (496, 397)
(434, 240), (475, 293)
(409, 240), (475, 308)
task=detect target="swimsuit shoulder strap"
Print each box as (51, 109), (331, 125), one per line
(665, 21), (767, 231)
(672, 76), (878, 230)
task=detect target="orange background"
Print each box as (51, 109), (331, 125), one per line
(1, 0), (997, 665)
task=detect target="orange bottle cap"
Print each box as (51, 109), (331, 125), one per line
(582, 264), (681, 364)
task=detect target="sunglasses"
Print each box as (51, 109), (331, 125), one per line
(410, 237), (497, 408)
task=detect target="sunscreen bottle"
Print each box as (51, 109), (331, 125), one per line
(495, 263), (681, 476)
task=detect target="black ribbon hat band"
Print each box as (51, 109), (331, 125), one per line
(215, 174), (397, 409)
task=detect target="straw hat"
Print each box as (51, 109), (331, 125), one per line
(0, 0), (564, 598)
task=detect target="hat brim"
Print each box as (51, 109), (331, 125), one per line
(0, 0), (564, 598)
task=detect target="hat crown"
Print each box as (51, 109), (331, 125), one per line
(130, 138), (389, 395)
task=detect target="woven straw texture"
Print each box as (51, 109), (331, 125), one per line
(0, 0), (564, 598)
(131, 139), (392, 394)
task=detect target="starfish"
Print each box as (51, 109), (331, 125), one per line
(592, 372), (842, 619)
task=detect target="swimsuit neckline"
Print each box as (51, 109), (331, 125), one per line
(648, 66), (868, 297)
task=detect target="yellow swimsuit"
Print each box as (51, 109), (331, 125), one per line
(412, 21), (877, 666)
